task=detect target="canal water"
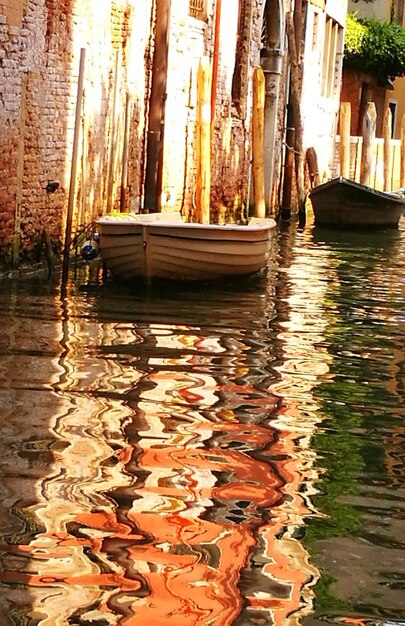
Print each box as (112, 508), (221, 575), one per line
(0, 220), (404, 626)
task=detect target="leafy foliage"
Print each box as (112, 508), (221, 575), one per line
(344, 13), (367, 56)
(344, 12), (405, 78)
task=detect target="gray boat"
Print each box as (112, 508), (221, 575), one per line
(309, 177), (405, 228)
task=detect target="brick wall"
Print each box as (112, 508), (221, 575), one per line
(0, 2), (24, 262)
(0, 0), (154, 266)
(341, 68), (387, 137)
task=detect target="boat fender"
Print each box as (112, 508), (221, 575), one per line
(81, 237), (100, 261)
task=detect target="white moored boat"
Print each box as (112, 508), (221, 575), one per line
(96, 212), (277, 281)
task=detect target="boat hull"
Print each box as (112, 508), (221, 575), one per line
(96, 213), (277, 281)
(309, 177), (405, 228)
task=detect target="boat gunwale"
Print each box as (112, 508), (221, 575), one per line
(309, 176), (405, 206)
(97, 215), (277, 233)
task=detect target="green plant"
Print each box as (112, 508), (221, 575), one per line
(344, 12), (405, 79)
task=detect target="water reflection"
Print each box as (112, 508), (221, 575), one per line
(301, 224), (405, 626)
(0, 219), (403, 625)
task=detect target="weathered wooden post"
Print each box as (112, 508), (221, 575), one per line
(195, 56), (211, 224)
(306, 147), (321, 188)
(252, 67), (266, 218)
(285, 12), (305, 214)
(13, 73), (28, 268)
(383, 107), (392, 191)
(360, 102), (376, 187)
(107, 49), (121, 213)
(120, 93), (132, 212)
(210, 0), (222, 139)
(143, 0), (172, 213)
(339, 102), (351, 179)
(400, 113), (405, 188)
(62, 48), (86, 285)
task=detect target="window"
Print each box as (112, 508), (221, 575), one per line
(321, 17), (343, 99)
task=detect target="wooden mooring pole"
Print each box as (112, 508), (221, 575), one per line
(383, 106), (392, 191)
(360, 102), (376, 187)
(62, 48), (86, 286)
(306, 147), (321, 188)
(400, 113), (405, 189)
(252, 67), (266, 218)
(339, 102), (351, 179)
(107, 49), (121, 213)
(120, 93), (131, 212)
(195, 56), (211, 224)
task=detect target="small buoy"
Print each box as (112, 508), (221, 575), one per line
(81, 239), (100, 260)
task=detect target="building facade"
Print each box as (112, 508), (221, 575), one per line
(0, 0), (348, 268)
(344, 0), (405, 139)
(0, 0), (287, 267)
(301, 0), (347, 179)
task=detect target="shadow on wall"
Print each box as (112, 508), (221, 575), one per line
(15, 0), (75, 264)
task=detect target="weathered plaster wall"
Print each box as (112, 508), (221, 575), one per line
(161, 0), (283, 223)
(300, 0), (348, 178)
(347, 0), (388, 21)
(162, 1), (243, 222)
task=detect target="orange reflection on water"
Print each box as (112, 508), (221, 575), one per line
(90, 359), (280, 624)
(0, 271), (328, 624)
